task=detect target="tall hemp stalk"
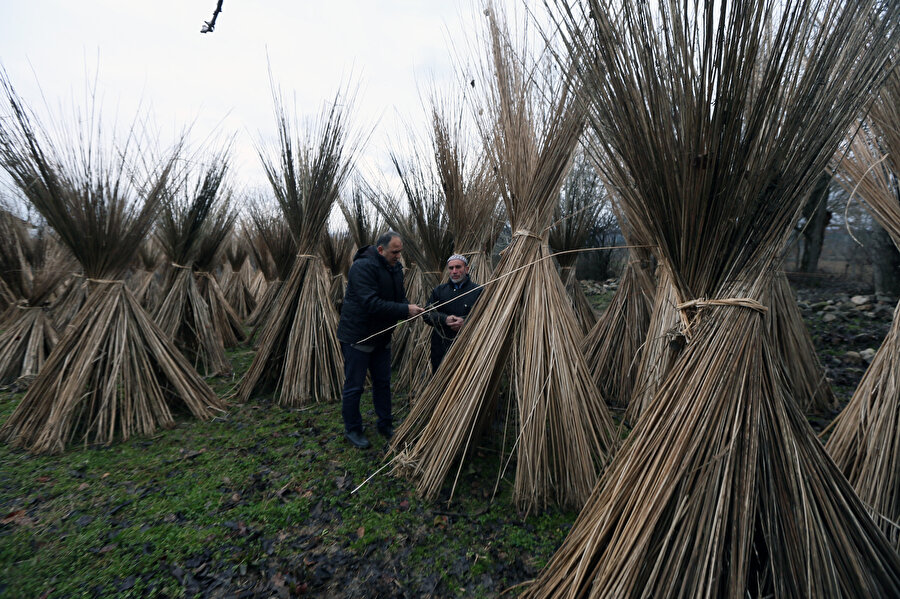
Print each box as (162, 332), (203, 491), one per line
(390, 6), (617, 514)
(0, 73), (223, 453)
(238, 88), (358, 405)
(525, 1), (900, 596)
(154, 156), (237, 375)
(826, 67), (900, 546)
(549, 150), (605, 336)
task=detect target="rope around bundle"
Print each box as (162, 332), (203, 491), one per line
(676, 298), (769, 314)
(675, 297), (768, 340)
(511, 229), (544, 241)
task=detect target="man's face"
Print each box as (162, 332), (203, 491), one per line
(447, 259), (468, 283)
(378, 237), (403, 267)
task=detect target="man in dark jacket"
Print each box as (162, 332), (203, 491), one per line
(423, 254), (483, 373)
(337, 231), (424, 449)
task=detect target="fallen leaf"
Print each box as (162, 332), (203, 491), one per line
(36, 476), (50, 483)
(1, 510), (34, 527)
(99, 543), (117, 554)
(77, 482), (90, 491)
(356, 526), (365, 539)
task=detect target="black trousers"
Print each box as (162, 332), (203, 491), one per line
(340, 342), (392, 434)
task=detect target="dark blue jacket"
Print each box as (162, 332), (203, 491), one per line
(337, 245), (408, 347)
(423, 275), (483, 367)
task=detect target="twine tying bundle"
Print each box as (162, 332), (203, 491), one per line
(676, 297), (768, 315)
(512, 229), (544, 241)
(86, 278), (123, 285)
(676, 297), (768, 340)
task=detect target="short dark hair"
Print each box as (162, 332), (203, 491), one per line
(376, 231), (401, 248)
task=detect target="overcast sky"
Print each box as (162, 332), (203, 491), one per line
(0, 0), (522, 200)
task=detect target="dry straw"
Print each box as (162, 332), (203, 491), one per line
(826, 67), (900, 545)
(0, 72), (223, 453)
(389, 5), (617, 514)
(130, 240), (164, 312)
(525, 0), (900, 596)
(238, 85), (359, 405)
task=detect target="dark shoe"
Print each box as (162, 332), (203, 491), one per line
(345, 429), (371, 449)
(377, 425), (394, 440)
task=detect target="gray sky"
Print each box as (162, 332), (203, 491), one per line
(1, 0), (518, 197)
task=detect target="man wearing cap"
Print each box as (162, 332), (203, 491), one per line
(422, 254), (484, 373)
(337, 231), (424, 449)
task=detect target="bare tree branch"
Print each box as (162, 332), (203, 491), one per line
(200, 0), (223, 34)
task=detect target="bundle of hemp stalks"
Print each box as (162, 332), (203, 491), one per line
(222, 236), (256, 321)
(154, 155), (238, 376)
(0, 73), (223, 453)
(523, 0), (900, 596)
(581, 224), (655, 410)
(238, 88), (358, 405)
(826, 66), (900, 546)
(0, 218), (72, 386)
(244, 202), (295, 333)
(390, 6), (617, 514)
(627, 265), (835, 422)
(193, 217), (245, 350)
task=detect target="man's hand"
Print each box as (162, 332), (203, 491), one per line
(408, 304), (425, 318)
(446, 315), (464, 331)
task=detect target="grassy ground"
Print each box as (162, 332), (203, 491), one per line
(0, 343), (574, 598)
(0, 282), (892, 598)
